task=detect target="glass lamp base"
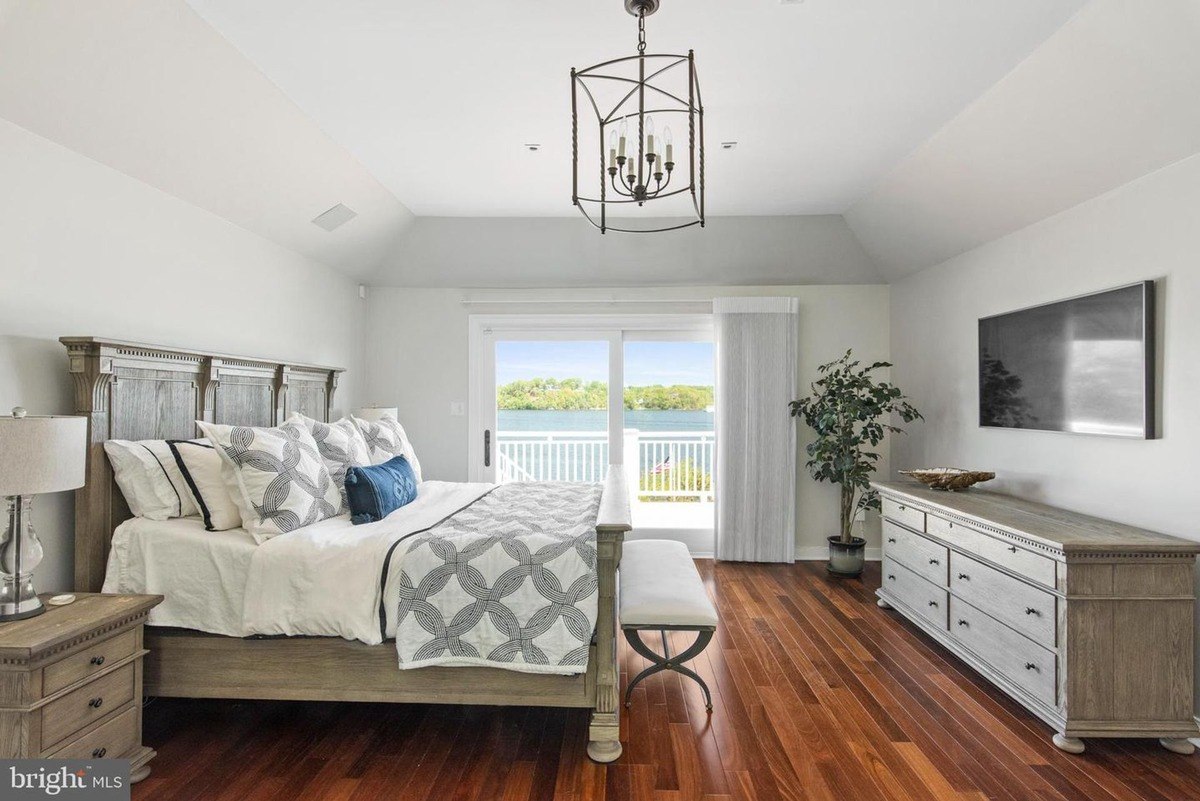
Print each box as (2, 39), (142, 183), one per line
(0, 496), (45, 621)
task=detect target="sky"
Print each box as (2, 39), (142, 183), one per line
(496, 340), (714, 386)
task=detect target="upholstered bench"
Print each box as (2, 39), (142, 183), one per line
(619, 539), (719, 711)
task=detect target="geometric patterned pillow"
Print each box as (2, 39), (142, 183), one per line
(353, 416), (423, 483)
(197, 419), (341, 543)
(287, 413), (369, 514)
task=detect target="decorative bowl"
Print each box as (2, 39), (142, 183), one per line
(899, 468), (995, 491)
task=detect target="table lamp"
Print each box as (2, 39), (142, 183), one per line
(0, 408), (86, 621)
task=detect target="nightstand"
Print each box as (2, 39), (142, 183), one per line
(0, 593), (162, 781)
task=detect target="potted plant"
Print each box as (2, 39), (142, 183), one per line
(790, 351), (922, 577)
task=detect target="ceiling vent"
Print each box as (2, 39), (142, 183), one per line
(311, 203), (358, 232)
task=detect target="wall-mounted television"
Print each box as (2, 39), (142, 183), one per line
(978, 281), (1155, 438)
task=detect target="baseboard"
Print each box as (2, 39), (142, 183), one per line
(794, 547), (882, 562)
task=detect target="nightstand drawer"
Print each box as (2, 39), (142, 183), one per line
(45, 705), (138, 760)
(43, 630), (137, 696)
(41, 663), (135, 751)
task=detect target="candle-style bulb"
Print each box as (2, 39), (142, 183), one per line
(663, 125), (673, 165)
(618, 118), (627, 158)
(645, 116), (655, 155)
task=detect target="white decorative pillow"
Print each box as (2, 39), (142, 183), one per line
(353, 416), (423, 482)
(105, 439), (203, 520)
(198, 420), (342, 543)
(287, 413), (370, 513)
(167, 440), (243, 531)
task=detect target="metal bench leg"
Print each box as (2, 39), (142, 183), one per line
(623, 627), (715, 712)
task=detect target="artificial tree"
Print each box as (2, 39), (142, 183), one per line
(790, 350), (922, 552)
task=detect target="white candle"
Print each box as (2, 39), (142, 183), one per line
(619, 136), (626, 158)
(665, 143), (673, 164)
(609, 148), (616, 168)
(647, 135), (655, 156)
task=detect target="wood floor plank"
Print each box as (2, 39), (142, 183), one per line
(133, 561), (1197, 801)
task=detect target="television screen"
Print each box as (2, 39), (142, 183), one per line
(978, 281), (1155, 438)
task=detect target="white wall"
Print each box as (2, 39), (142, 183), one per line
(890, 152), (1200, 706)
(364, 285), (894, 556)
(0, 118), (366, 592)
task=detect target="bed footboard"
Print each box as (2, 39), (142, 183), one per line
(588, 469), (631, 762)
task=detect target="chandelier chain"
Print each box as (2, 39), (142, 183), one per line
(637, 9), (646, 54)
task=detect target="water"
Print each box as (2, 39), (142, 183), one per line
(498, 409), (714, 432)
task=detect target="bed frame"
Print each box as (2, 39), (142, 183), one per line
(61, 336), (630, 762)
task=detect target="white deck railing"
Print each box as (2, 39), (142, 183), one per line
(496, 429), (714, 502)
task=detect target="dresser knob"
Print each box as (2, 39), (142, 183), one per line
(928, 600), (938, 607)
(1008, 545), (1018, 553)
(1024, 662), (1038, 672)
(957, 619), (968, 627)
(1025, 607), (1040, 616)
(90, 655), (105, 666)
(88, 697), (103, 709)
(957, 573), (969, 580)
(887, 537), (896, 543)
(887, 574), (895, 581)
(948, 522), (954, 529)
(929, 558), (940, 565)
(898, 505), (906, 511)
(92, 747), (106, 758)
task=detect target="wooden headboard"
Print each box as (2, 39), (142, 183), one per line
(60, 337), (345, 592)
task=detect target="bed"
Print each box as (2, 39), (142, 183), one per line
(61, 336), (629, 762)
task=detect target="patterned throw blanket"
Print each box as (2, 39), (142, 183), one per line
(390, 482), (603, 675)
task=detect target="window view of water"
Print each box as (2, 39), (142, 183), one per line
(498, 409), (714, 432)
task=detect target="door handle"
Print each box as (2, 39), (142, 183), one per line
(483, 429), (491, 468)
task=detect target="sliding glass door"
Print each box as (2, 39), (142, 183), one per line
(469, 315), (714, 541)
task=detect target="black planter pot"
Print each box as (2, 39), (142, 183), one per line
(827, 535), (867, 577)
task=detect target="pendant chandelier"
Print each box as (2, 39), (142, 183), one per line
(571, 0), (704, 234)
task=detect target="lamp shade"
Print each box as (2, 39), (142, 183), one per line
(0, 412), (87, 496)
(356, 407), (398, 423)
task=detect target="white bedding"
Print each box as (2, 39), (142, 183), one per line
(103, 515), (258, 636)
(103, 481), (494, 642)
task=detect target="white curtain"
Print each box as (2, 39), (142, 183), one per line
(714, 297), (798, 563)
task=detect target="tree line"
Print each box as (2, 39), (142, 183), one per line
(498, 378), (714, 411)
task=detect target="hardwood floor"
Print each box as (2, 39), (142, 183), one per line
(134, 561), (1200, 801)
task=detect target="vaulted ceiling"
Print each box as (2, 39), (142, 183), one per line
(3, 1), (1197, 286)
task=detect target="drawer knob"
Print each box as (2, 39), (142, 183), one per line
(1025, 607), (1040, 616)
(1008, 545), (1018, 553)
(90, 655), (105, 666)
(957, 573), (970, 580)
(88, 697), (104, 709)
(887, 574), (895, 581)
(929, 558), (940, 565)
(948, 522), (954, 529)
(928, 600), (938, 608)
(92, 747), (106, 758)
(1024, 662), (1039, 672)
(957, 619), (968, 627)
(887, 537), (896, 543)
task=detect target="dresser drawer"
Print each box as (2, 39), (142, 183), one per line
(949, 553), (1056, 649)
(882, 558), (948, 630)
(41, 663), (135, 751)
(44, 705), (138, 760)
(43, 630), (137, 696)
(883, 520), (948, 587)
(949, 597), (1057, 708)
(927, 514), (1056, 588)
(882, 497), (925, 532)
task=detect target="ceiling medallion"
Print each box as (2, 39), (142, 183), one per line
(571, 0), (704, 234)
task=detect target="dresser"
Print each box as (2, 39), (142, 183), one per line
(873, 481), (1200, 755)
(0, 593), (162, 780)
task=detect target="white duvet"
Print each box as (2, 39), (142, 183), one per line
(105, 481), (494, 643)
(242, 480), (494, 644)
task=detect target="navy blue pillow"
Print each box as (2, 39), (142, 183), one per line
(344, 455), (418, 525)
